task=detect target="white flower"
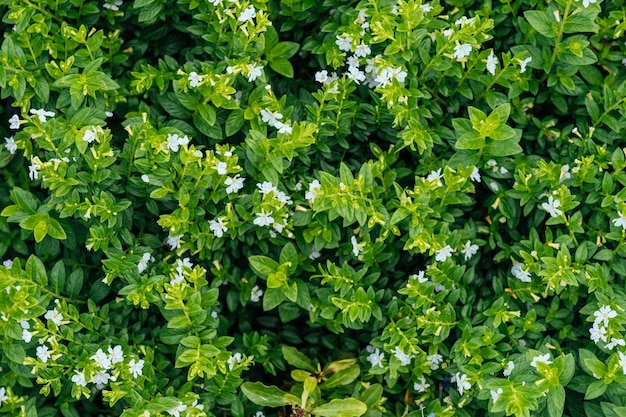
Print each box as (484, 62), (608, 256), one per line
(619, 351), (626, 375)
(443, 28), (454, 38)
(108, 345), (124, 364)
(0, 387), (7, 407)
(30, 108), (55, 123)
(310, 248), (321, 260)
(354, 43), (371, 58)
(166, 234), (183, 250)
(92, 370), (115, 386)
(253, 211), (274, 227)
(355, 10), (369, 28)
(128, 359), (145, 378)
(461, 240), (479, 261)
(275, 121), (293, 135)
(336, 35), (353, 52)
(411, 271), (428, 284)
(511, 262), (532, 282)
(3, 260), (13, 268)
(83, 127), (97, 143)
(351, 236), (363, 257)
(247, 63), (263, 82)
(427, 168), (443, 186)
(315, 70), (329, 84)
(260, 109), (283, 127)
(455, 373), (471, 395)
(250, 285), (263, 302)
(590, 322), (607, 343)
(29, 158), (41, 180)
(594, 305), (617, 327)
(105, 111), (114, 117)
(36, 345), (51, 363)
(453, 43), (472, 59)
(257, 181), (275, 194)
(519, 57), (532, 73)
(4, 136), (17, 154)
(490, 387), (503, 403)
(366, 348), (384, 368)
(582, 0), (597, 7)
(167, 402), (188, 417)
(455, 16), (475, 26)
(470, 166), (481, 182)
(503, 360), (515, 376)
(347, 55), (359, 68)
(44, 308), (63, 326)
(92, 348), (112, 370)
(420, 3), (433, 12)
(413, 376), (430, 392)
(9, 114), (20, 129)
(605, 338), (625, 350)
(306, 180), (321, 203)
(435, 245), (454, 262)
(215, 161), (228, 175)
(238, 6), (256, 22)
(541, 196), (563, 218)
(392, 347), (413, 366)
(426, 353), (443, 371)
(530, 353), (552, 370)
(103, 0), (123, 10)
(612, 212), (626, 229)
(188, 72), (203, 87)
(486, 50), (498, 75)
(137, 253), (153, 274)
(22, 328), (32, 343)
(254, 412), (265, 417)
(225, 174), (245, 194)
(166, 133), (189, 152)
(209, 218), (228, 238)
(71, 371), (88, 387)
(141, 174), (150, 183)
(228, 352), (242, 370)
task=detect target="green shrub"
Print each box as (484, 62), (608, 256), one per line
(1, 0), (626, 416)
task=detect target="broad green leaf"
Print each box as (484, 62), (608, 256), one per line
(524, 10), (558, 39)
(311, 398), (367, 417)
(547, 386), (565, 417)
(282, 346), (316, 371)
(269, 58), (294, 78)
(485, 139), (522, 157)
(455, 131), (484, 150)
(320, 365), (360, 389)
(249, 256), (279, 277)
(585, 380), (606, 400)
(241, 382), (299, 407)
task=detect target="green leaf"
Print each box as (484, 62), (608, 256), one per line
(547, 385), (565, 417)
(485, 139), (522, 156)
(263, 287), (286, 311)
(198, 104), (216, 127)
(50, 261), (66, 294)
(311, 398), (368, 417)
(455, 131), (485, 150)
(225, 110), (245, 137)
(268, 42), (300, 60)
(524, 10), (558, 38)
(269, 59), (294, 78)
(66, 268), (83, 299)
(279, 242), (298, 272)
(320, 365), (360, 389)
(489, 125), (517, 141)
(282, 346), (316, 371)
(585, 379), (606, 400)
(10, 187), (39, 214)
(26, 255), (47, 286)
(468, 106), (486, 129)
(47, 218), (67, 240)
(250, 256), (279, 277)
(240, 382), (299, 407)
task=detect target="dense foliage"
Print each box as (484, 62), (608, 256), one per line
(1, 0), (626, 416)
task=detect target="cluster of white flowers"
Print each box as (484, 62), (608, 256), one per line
(228, 352), (243, 370)
(541, 195), (563, 218)
(435, 245), (454, 262)
(260, 109), (292, 134)
(253, 182), (293, 235)
(427, 353), (443, 370)
(250, 285), (263, 302)
(171, 258), (193, 286)
(225, 174), (246, 194)
(490, 387), (503, 403)
(30, 108), (55, 123)
(166, 133), (190, 152)
(4, 136), (17, 154)
(391, 346), (414, 366)
(453, 372), (471, 395)
(365, 345), (384, 368)
(247, 62), (264, 82)
(314, 70), (339, 93)
(590, 305), (618, 346)
(511, 262), (532, 282)
(20, 319), (32, 342)
(238, 5), (256, 22)
(88, 345), (126, 388)
(530, 352), (552, 370)
(209, 217), (228, 238)
(166, 234), (183, 250)
(188, 71), (203, 87)
(137, 253), (154, 274)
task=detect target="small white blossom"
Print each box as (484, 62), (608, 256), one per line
(461, 240), (479, 261)
(310, 248), (321, 260)
(9, 114), (20, 129)
(306, 180), (321, 203)
(71, 370), (88, 387)
(530, 353), (552, 370)
(275, 121), (293, 135)
(29, 158), (41, 180)
(351, 236), (363, 257)
(486, 50), (498, 75)
(254, 412), (265, 417)
(411, 271), (428, 284)
(590, 322), (607, 343)
(420, 3), (433, 12)
(188, 72), (203, 87)
(414, 376), (430, 392)
(166, 234), (183, 250)
(3, 260), (13, 268)
(347, 66), (366, 84)
(435, 245), (454, 262)
(336, 35), (353, 52)
(253, 211), (274, 227)
(166, 133), (189, 152)
(503, 360), (515, 376)
(93, 370), (115, 386)
(392, 347), (413, 366)
(44, 308), (63, 326)
(605, 338), (625, 350)
(128, 359), (145, 378)
(260, 109), (283, 127)
(455, 373), (471, 395)
(215, 161), (228, 175)
(108, 345), (124, 364)
(257, 181), (275, 195)
(228, 352), (242, 370)
(82, 127), (97, 144)
(92, 348), (112, 370)
(455, 16), (475, 26)
(366, 348), (384, 368)
(427, 354), (443, 370)
(470, 166), (481, 182)
(612, 212), (626, 229)
(490, 387), (503, 403)
(594, 305), (617, 327)
(582, 0), (597, 7)
(519, 57), (532, 73)
(453, 43), (472, 59)
(36, 345), (51, 363)
(4, 136), (17, 154)
(22, 328), (32, 343)
(427, 168), (443, 186)
(0, 387), (7, 407)
(250, 285), (263, 302)
(443, 28), (454, 38)
(511, 262), (532, 282)
(137, 253), (153, 274)
(209, 218), (228, 238)
(103, 0), (123, 10)
(167, 402), (188, 417)
(30, 108), (55, 123)
(225, 174), (245, 194)
(247, 63), (263, 82)
(541, 196), (563, 218)
(354, 43), (371, 58)
(618, 351), (626, 375)
(238, 6), (256, 22)
(141, 174), (150, 183)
